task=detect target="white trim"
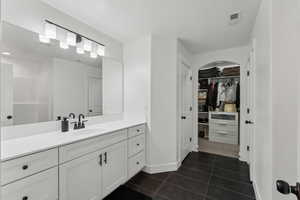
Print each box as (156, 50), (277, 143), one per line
(239, 151), (248, 162)
(192, 144), (199, 152)
(253, 181), (262, 200)
(143, 161), (181, 174)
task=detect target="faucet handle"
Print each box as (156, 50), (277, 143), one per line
(82, 120), (88, 128)
(70, 121), (78, 129)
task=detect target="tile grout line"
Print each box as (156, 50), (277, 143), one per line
(152, 172), (172, 198)
(205, 155), (216, 198)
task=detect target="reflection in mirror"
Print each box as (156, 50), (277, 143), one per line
(1, 22), (123, 127)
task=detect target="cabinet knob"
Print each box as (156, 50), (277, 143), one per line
(7, 115), (13, 120)
(22, 196), (28, 200)
(136, 143), (140, 146)
(136, 162), (140, 165)
(22, 165), (28, 170)
(137, 129), (140, 132)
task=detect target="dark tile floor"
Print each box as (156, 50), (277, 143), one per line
(105, 151), (256, 200)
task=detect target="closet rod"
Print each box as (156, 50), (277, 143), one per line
(199, 76), (240, 80)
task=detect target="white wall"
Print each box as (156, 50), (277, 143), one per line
(123, 36), (151, 120)
(102, 58), (123, 115)
(1, 0), (123, 61)
(148, 35), (178, 171)
(251, 0), (272, 199)
(124, 35), (181, 173)
(272, 0), (300, 199)
(191, 46), (250, 160)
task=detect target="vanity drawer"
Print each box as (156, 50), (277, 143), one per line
(2, 167), (58, 200)
(128, 134), (145, 157)
(128, 124), (145, 138)
(59, 129), (127, 163)
(1, 148), (58, 186)
(128, 151), (145, 179)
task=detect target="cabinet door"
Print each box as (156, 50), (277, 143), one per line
(2, 167), (58, 200)
(59, 151), (102, 200)
(102, 141), (127, 197)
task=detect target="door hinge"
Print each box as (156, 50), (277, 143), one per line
(190, 137), (192, 142)
(247, 108), (250, 114)
(247, 146), (250, 151)
(247, 70), (250, 77)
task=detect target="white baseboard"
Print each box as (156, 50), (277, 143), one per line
(239, 151), (248, 162)
(192, 145), (199, 152)
(143, 161), (181, 174)
(253, 181), (262, 200)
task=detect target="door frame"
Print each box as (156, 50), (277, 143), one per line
(193, 57), (253, 163)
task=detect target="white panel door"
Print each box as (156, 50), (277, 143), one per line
(245, 51), (256, 182)
(1, 63), (13, 126)
(181, 62), (193, 162)
(59, 151), (102, 200)
(102, 141), (127, 197)
(88, 77), (102, 116)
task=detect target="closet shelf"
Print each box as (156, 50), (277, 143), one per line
(198, 122), (209, 126)
(199, 76), (240, 80)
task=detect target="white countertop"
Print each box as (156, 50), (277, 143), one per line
(1, 119), (146, 162)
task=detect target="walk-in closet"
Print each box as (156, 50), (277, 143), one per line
(198, 63), (240, 158)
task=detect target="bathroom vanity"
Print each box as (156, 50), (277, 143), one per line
(1, 121), (146, 200)
(1, 1), (146, 199)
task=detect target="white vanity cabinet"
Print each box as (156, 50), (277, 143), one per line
(102, 141), (127, 197)
(59, 140), (127, 200)
(59, 151), (103, 200)
(2, 167), (58, 200)
(127, 125), (146, 179)
(1, 123), (146, 200)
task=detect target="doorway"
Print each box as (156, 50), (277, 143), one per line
(197, 62), (241, 158)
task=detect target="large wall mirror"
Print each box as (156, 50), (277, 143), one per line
(1, 22), (123, 127)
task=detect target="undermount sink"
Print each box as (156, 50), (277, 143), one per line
(71, 128), (104, 135)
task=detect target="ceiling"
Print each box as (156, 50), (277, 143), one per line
(41, 0), (261, 54)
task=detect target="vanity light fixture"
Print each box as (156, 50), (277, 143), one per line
(97, 45), (105, 56)
(67, 32), (76, 46)
(83, 39), (92, 52)
(39, 20), (106, 56)
(90, 44), (98, 58)
(44, 22), (57, 39)
(59, 29), (69, 49)
(76, 39), (85, 54)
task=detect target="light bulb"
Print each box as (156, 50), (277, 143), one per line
(39, 34), (50, 43)
(97, 45), (105, 56)
(67, 32), (76, 46)
(83, 39), (92, 51)
(45, 22), (56, 39)
(60, 41), (69, 49)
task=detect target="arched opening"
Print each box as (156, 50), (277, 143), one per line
(196, 60), (241, 158)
